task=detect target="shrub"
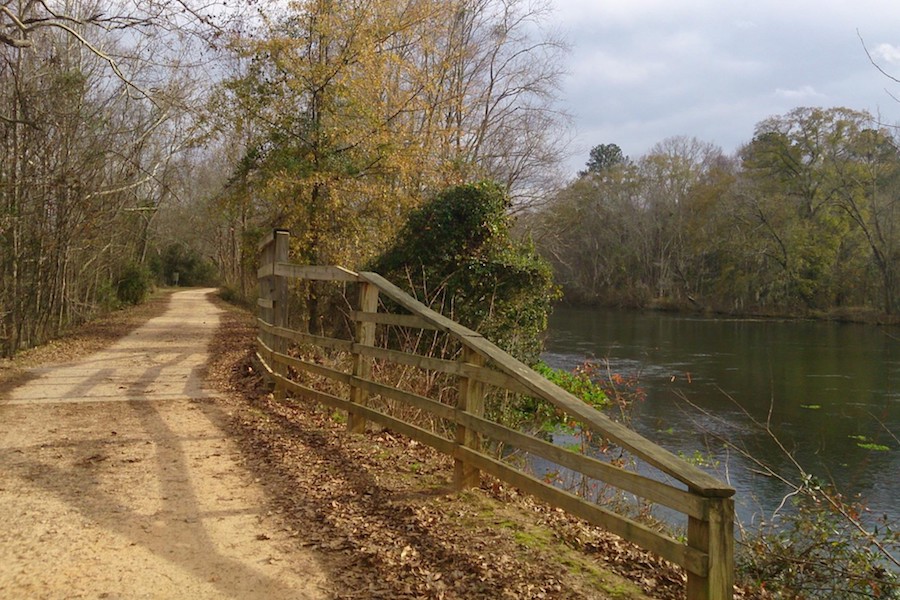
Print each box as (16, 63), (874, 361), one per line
(680, 392), (900, 599)
(151, 243), (218, 287)
(218, 284), (254, 309)
(94, 278), (121, 312)
(533, 361), (608, 410)
(370, 181), (559, 365)
(737, 486), (899, 599)
(116, 263), (152, 305)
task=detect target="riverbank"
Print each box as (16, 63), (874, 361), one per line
(207, 295), (714, 599)
(558, 297), (900, 328)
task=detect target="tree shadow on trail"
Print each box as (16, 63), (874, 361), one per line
(0, 320), (326, 599)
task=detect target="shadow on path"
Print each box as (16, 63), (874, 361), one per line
(0, 289), (327, 599)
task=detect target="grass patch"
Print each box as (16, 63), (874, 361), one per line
(449, 489), (655, 599)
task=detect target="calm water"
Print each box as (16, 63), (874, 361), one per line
(541, 307), (900, 526)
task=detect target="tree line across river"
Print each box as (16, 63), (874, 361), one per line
(527, 109), (900, 320)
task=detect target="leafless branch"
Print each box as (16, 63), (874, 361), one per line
(43, 21), (156, 103)
(0, 31), (31, 47)
(674, 389), (899, 569)
(859, 30), (900, 85)
(0, 112), (39, 128)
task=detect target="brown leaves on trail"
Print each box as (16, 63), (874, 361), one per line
(204, 301), (708, 600)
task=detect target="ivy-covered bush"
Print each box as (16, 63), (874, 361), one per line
(370, 181), (559, 364)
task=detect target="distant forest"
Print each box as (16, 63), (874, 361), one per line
(528, 108), (900, 318)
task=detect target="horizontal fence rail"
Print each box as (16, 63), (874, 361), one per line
(257, 230), (735, 600)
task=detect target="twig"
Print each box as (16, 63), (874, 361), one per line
(859, 30), (900, 85)
(674, 388), (899, 569)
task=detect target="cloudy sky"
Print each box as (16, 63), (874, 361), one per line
(548, 0), (900, 176)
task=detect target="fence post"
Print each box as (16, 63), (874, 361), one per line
(258, 235), (274, 352)
(687, 495), (734, 600)
(271, 229), (290, 399)
(454, 346), (485, 489)
(348, 281), (378, 433)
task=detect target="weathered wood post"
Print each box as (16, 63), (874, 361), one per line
(258, 234), (275, 351)
(454, 346), (486, 489)
(687, 494), (735, 600)
(271, 229), (290, 399)
(348, 281), (378, 433)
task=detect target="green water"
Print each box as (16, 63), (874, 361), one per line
(542, 307), (899, 524)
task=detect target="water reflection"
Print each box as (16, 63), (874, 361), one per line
(542, 308), (899, 525)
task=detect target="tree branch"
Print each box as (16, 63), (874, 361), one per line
(858, 30), (900, 85)
(41, 21), (156, 104)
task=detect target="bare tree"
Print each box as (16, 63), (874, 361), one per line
(0, 0), (222, 355)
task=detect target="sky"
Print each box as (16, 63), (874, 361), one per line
(548, 0), (900, 176)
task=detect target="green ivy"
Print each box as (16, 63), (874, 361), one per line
(370, 181), (559, 364)
(533, 361), (608, 410)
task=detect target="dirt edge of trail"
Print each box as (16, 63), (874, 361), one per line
(0, 289), (331, 599)
(0, 290), (176, 394)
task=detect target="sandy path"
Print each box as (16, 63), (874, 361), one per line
(0, 289), (329, 600)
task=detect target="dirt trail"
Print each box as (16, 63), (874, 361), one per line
(0, 289), (329, 600)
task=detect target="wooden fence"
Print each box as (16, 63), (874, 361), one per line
(256, 229), (735, 600)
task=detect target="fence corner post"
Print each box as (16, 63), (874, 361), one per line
(348, 280), (378, 433)
(272, 229), (290, 400)
(454, 346), (485, 490)
(687, 495), (734, 600)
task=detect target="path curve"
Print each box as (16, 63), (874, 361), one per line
(0, 289), (328, 599)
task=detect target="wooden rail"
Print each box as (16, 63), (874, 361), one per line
(257, 231), (735, 600)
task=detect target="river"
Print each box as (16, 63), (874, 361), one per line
(541, 306), (900, 527)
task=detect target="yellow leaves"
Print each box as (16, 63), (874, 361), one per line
(218, 0), (567, 268)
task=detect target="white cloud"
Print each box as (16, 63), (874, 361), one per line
(551, 0), (710, 27)
(872, 43), (900, 65)
(571, 51), (663, 86)
(550, 1), (900, 175)
(774, 85), (825, 100)
(660, 30), (708, 55)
